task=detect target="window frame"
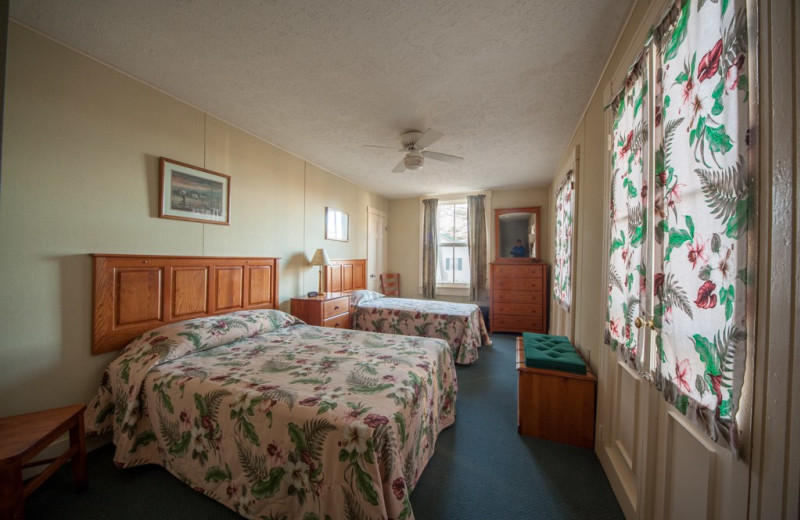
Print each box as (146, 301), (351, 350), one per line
(418, 192), (491, 297)
(436, 200), (470, 287)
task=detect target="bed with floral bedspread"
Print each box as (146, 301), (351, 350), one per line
(86, 309), (457, 520)
(349, 290), (491, 365)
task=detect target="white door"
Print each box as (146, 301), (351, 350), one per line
(367, 207), (387, 292)
(597, 6), (751, 516)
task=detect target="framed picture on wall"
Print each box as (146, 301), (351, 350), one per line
(325, 207), (348, 241)
(159, 157), (230, 225)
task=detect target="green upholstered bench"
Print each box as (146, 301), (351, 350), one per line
(516, 335), (596, 449)
(522, 332), (587, 374)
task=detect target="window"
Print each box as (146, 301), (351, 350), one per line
(554, 171), (575, 311)
(605, 0), (752, 451)
(437, 201), (470, 285)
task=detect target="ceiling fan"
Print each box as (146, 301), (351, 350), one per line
(364, 129), (464, 173)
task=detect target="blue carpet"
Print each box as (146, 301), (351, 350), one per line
(410, 333), (623, 519)
(24, 333), (623, 519)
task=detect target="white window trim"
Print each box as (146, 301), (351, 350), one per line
(417, 191), (492, 298)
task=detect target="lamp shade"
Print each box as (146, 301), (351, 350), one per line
(310, 248), (332, 266)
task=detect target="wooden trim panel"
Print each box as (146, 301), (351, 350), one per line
(92, 254), (280, 355)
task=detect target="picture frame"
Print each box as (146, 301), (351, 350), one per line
(325, 207), (349, 241)
(159, 157), (230, 225)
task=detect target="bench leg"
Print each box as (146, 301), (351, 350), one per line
(0, 461), (24, 520)
(69, 415), (88, 492)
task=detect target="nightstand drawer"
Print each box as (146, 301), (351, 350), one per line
(323, 297), (349, 319)
(322, 312), (350, 329)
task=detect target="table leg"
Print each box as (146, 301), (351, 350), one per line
(0, 461), (24, 519)
(69, 415), (88, 492)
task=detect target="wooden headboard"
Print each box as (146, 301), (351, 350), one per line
(324, 259), (367, 293)
(92, 254), (280, 355)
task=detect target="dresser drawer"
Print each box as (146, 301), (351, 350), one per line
(491, 264), (544, 278)
(493, 289), (543, 304)
(323, 297), (349, 319)
(493, 302), (543, 317)
(493, 277), (543, 292)
(322, 312), (350, 329)
(492, 314), (545, 333)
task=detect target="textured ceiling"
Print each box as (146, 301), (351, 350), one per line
(11, 0), (632, 199)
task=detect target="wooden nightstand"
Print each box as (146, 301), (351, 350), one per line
(291, 293), (350, 329)
(0, 404), (88, 519)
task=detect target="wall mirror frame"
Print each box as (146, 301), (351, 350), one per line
(325, 207), (349, 242)
(494, 206), (541, 263)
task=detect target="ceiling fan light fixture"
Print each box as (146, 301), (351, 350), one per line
(366, 129), (461, 172)
(404, 153), (424, 171)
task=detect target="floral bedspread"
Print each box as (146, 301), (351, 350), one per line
(351, 296), (491, 365)
(86, 309), (457, 520)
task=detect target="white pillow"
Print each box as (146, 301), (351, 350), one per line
(350, 289), (385, 306)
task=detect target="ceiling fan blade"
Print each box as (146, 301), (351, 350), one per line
(363, 144), (403, 150)
(391, 158), (406, 173)
(422, 150), (463, 164)
(413, 128), (444, 150)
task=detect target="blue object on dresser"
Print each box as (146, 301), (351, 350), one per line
(522, 332), (587, 374)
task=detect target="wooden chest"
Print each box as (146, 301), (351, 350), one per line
(490, 263), (547, 333)
(516, 337), (596, 449)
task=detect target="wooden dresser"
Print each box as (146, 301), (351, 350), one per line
(291, 293), (350, 329)
(490, 262), (547, 333)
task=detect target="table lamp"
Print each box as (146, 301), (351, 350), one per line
(309, 248), (332, 295)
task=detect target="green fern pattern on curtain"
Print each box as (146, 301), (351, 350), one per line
(652, 0), (750, 449)
(553, 171), (574, 311)
(606, 59), (649, 373)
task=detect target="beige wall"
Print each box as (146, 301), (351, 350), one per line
(387, 198), (420, 298)
(387, 187), (549, 303)
(0, 24), (387, 417)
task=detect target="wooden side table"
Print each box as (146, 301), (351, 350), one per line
(291, 293), (350, 328)
(0, 404), (88, 519)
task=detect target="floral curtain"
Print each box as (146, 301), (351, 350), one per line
(606, 55), (649, 373)
(553, 171), (575, 311)
(652, 0), (751, 449)
(422, 198), (439, 299)
(467, 194), (487, 301)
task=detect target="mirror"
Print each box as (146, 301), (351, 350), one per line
(495, 206), (540, 263)
(325, 207), (349, 241)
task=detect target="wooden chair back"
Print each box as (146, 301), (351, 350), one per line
(380, 273), (400, 297)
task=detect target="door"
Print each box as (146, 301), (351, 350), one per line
(596, 52), (659, 519)
(367, 207), (387, 292)
(597, 1), (752, 516)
